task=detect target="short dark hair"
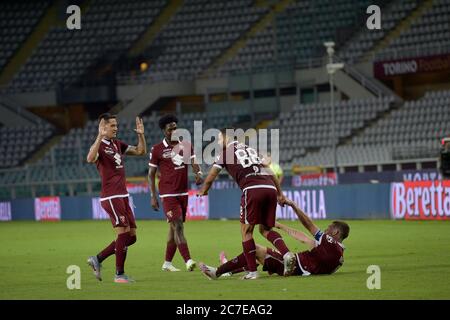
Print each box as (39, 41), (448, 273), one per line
(158, 114), (178, 130)
(332, 221), (350, 240)
(98, 113), (117, 123)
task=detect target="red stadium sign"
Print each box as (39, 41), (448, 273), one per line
(374, 54), (450, 79)
(186, 190), (208, 220)
(34, 197), (61, 221)
(391, 181), (450, 220)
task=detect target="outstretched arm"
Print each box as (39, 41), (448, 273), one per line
(262, 163), (286, 206)
(275, 222), (315, 249)
(191, 158), (203, 185)
(284, 198), (320, 237)
(87, 119), (106, 163)
(197, 166), (220, 196)
(126, 117), (147, 156)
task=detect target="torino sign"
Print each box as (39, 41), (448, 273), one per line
(391, 181), (450, 220)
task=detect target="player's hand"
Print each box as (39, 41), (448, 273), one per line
(98, 119), (108, 138)
(277, 194), (287, 207)
(134, 117), (145, 135)
(195, 172), (203, 185)
(151, 196), (159, 211)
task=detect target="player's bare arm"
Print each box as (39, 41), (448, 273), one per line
(148, 166), (159, 211)
(191, 158), (203, 185)
(125, 117), (147, 156)
(262, 162), (286, 206)
(284, 198), (319, 236)
(275, 222), (315, 249)
(86, 119), (107, 163)
(197, 166), (220, 196)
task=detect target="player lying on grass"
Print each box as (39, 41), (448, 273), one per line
(200, 198), (349, 279)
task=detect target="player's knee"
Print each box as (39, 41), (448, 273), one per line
(128, 234), (137, 246)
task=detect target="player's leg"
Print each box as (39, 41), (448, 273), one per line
(200, 246), (267, 280)
(241, 223), (258, 279)
(106, 198), (133, 283)
(114, 225), (133, 283)
(259, 224), (290, 257)
(259, 189), (296, 276)
(172, 217), (196, 271)
(87, 198), (126, 281)
(240, 190), (259, 279)
(125, 198), (137, 247)
(162, 225), (180, 271)
(175, 195), (196, 271)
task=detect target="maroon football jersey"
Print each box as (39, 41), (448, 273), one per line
(148, 138), (195, 197)
(296, 230), (345, 275)
(96, 138), (130, 199)
(214, 141), (275, 192)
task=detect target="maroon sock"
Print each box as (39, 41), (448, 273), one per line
(115, 232), (130, 275)
(165, 241), (177, 262)
(216, 253), (247, 276)
(266, 231), (290, 256)
(242, 239), (257, 272)
(177, 242), (191, 263)
(127, 235), (137, 246)
(97, 241), (115, 263)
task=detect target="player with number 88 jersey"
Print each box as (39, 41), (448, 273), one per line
(198, 128), (296, 280)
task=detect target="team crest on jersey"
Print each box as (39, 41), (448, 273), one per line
(104, 147), (115, 155)
(162, 151), (173, 158)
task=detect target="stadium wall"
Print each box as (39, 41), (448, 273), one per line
(4, 181), (449, 221)
(4, 183), (392, 221)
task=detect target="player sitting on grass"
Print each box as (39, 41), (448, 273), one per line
(200, 198), (349, 279)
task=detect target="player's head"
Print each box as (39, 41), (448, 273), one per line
(218, 127), (235, 147)
(159, 114), (178, 141)
(98, 113), (118, 139)
(325, 221), (350, 242)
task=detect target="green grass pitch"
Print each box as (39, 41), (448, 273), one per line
(1, 219), (449, 300)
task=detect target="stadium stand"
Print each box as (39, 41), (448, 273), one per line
(0, 122), (54, 168)
(339, 0), (421, 63)
(296, 90), (449, 167)
(118, 0), (269, 83)
(271, 96), (395, 167)
(219, 0), (381, 74)
(376, 0), (450, 60)
(8, 0), (167, 92)
(0, 1), (51, 71)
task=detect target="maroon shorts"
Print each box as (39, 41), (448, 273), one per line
(161, 195), (188, 223)
(240, 187), (277, 227)
(101, 196), (136, 228)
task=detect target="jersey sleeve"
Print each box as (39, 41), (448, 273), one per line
(118, 140), (130, 154)
(148, 146), (159, 168)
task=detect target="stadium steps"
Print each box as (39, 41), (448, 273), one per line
(128, 0), (183, 57)
(24, 134), (64, 166)
(361, 0), (435, 62)
(0, 1), (93, 86)
(340, 99), (405, 147)
(200, 0), (294, 77)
